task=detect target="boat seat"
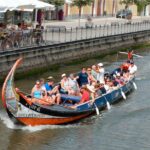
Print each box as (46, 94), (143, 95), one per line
(61, 94), (81, 104)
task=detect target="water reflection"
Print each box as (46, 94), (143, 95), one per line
(0, 47), (150, 150)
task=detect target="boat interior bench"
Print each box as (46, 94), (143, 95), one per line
(61, 94), (81, 104)
(26, 94), (81, 105)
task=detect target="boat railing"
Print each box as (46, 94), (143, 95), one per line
(76, 78), (134, 109)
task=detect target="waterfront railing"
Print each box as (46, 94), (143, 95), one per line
(0, 20), (150, 51)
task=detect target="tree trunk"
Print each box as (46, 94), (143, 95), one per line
(78, 7), (82, 27)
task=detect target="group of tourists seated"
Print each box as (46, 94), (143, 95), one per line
(31, 60), (137, 107)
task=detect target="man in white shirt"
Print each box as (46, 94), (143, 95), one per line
(97, 63), (105, 83)
(128, 62), (137, 75)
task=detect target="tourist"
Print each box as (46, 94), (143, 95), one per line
(68, 73), (80, 96)
(86, 84), (96, 103)
(40, 78), (46, 91)
(128, 61), (137, 76)
(31, 80), (43, 99)
(87, 67), (96, 85)
(94, 83), (102, 97)
(97, 63), (105, 84)
(45, 77), (61, 105)
(91, 65), (98, 80)
(122, 71), (130, 82)
(99, 83), (107, 94)
(121, 60), (131, 73)
(77, 67), (89, 87)
(68, 85), (90, 109)
(61, 73), (74, 95)
(114, 72), (125, 86)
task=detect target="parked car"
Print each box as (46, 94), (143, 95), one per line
(116, 9), (132, 20)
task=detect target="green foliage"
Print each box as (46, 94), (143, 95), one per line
(45, 0), (65, 7)
(72, 0), (93, 17)
(72, 0), (93, 9)
(120, 0), (133, 7)
(134, 0), (147, 13)
(120, 0), (149, 13)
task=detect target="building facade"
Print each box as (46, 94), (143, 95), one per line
(64, 0), (137, 19)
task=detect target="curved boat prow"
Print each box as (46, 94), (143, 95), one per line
(1, 58), (23, 109)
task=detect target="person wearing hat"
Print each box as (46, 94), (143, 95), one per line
(68, 85), (90, 109)
(31, 80), (54, 105)
(61, 73), (74, 95)
(114, 72), (125, 86)
(97, 63), (105, 84)
(44, 76), (61, 105)
(44, 76), (54, 91)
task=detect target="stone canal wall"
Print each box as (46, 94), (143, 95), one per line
(1, 30), (150, 76)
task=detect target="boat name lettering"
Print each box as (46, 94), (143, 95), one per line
(17, 113), (46, 118)
(29, 105), (41, 112)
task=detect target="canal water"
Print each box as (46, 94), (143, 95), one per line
(0, 48), (150, 150)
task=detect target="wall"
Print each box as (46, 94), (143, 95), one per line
(0, 30), (150, 77)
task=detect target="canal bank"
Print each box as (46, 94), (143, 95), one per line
(0, 30), (150, 82)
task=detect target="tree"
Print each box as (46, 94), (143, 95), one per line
(120, 0), (133, 9)
(120, 0), (148, 15)
(45, 0), (65, 6)
(134, 0), (147, 15)
(72, 0), (93, 26)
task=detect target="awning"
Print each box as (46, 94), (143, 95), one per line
(65, 0), (72, 4)
(17, 0), (55, 10)
(0, 0), (55, 12)
(0, 7), (9, 12)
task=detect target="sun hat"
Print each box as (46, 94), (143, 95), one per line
(47, 76), (53, 80)
(97, 63), (103, 67)
(86, 84), (95, 93)
(47, 76), (54, 82)
(61, 73), (66, 78)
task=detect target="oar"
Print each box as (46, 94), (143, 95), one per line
(120, 87), (126, 100)
(93, 103), (100, 115)
(103, 96), (111, 110)
(132, 81), (137, 90)
(119, 52), (143, 58)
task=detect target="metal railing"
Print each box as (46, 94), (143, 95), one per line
(0, 20), (150, 51)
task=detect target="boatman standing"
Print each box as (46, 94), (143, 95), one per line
(128, 50), (134, 61)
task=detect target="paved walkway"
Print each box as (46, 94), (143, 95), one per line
(39, 16), (150, 28)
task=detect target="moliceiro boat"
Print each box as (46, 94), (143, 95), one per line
(1, 58), (136, 126)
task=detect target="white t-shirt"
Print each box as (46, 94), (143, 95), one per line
(97, 68), (105, 83)
(68, 78), (78, 91)
(129, 65), (137, 74)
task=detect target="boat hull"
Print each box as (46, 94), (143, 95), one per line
(15, 113), (92, 126)
(1, 58), (136, 126)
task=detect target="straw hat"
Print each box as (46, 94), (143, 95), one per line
(86, 84), (95, 93)
(47, 76), (54, 82)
